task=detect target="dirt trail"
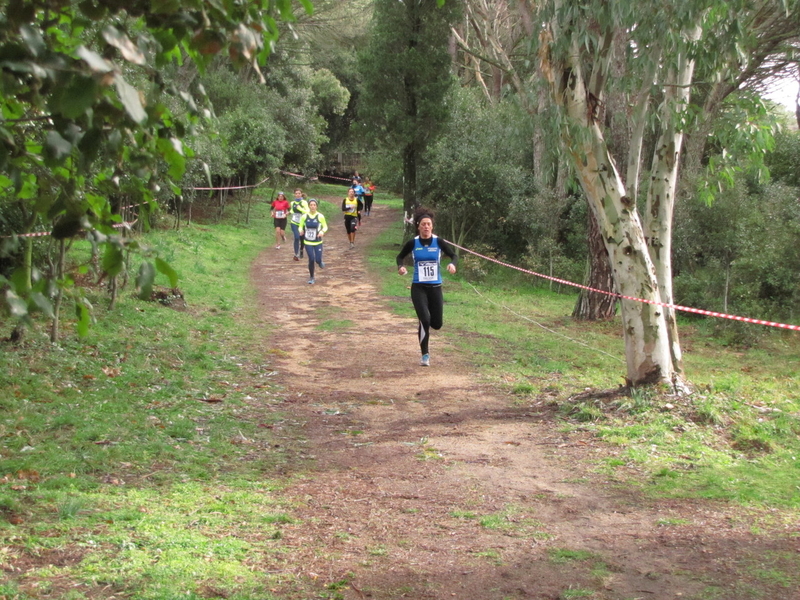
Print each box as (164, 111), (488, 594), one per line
(250, 199), (796, 600)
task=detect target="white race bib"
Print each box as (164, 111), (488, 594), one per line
(275, 210), (286, 218)
(291, 213), (302, 223)
(418, 261), (438, 282)
(305, 228), (318, 241)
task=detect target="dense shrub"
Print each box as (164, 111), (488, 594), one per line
(674, 176), (800, 322)
(418, 88), (586, 284)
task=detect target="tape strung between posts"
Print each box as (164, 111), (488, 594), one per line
(444, 239), (800, 332)
(3, 172), (330, 238)
(2, 220), (138, 240)
(2, 174), (276, 239)
(191, 176), (270, 191)
(4, 173), (283, 239)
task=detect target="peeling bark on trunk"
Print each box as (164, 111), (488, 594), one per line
(573, 210), (616, 320)
(575, 140), (673, 385)
(540, 35), (674, 386)
(533, 88), (548, 189)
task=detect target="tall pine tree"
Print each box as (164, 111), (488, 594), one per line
(359, 0), (461, 222)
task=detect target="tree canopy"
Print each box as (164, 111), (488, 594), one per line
(0, 0), (313, 335)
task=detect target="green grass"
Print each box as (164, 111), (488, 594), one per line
(316, 319), (355, 331)
(450, 510), (478, 519)
(455, 505), (552, 539)
(0, 193), (298, 599)
(479, 513), (512, 530)
(312, 305), (353, 332)
(547, 548), (598, 563)
(471, 549), (503, 564)
(416, 443), (444, 461)
(560, 588), (596, 599)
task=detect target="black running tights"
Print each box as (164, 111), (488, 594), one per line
(410, 283), (443, 355)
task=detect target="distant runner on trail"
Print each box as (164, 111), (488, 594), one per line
(299, 199), (328, 285)
(289, 189), (309, 260)
(270, 192), (290, 249)
(351, 178), (366, 227)
(363, 178), (375, 216)
(396, 207), (458, 367)
(341, 187), (363, 250)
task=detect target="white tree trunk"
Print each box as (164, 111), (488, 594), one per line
(542, 37), (674, 385)
(625, 50), (660, 202)
(643, 122), (683, 373)
(643, 23), (702, 376)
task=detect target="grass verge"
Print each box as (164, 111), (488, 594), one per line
(1, 193), (306, 599)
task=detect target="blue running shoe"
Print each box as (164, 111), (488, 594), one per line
(308, 278), (315, 284)
(420, 354), (430, 367)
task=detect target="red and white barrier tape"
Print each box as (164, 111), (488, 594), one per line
(445, 240), (800, 332)
(1, 220), (138, 240)
(279, 170), (319, 181)
(4, 173), (277, 238)
(3, 173), (349, 237)
(5, 231), (51, 239)
(467, 282), (626, 363)
(320, 174), (357, 182)
(2, 173), (283, 239)
(191, 177), (270, 191)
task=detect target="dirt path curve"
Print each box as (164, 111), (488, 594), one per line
(250, 199), (791, 600)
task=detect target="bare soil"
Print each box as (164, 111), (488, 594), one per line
(250, 199), (799, 600)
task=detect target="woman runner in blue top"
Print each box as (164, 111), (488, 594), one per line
(396, 207), (458, 366)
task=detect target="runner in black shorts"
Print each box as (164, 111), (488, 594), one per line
(342, 187), (363, 249)
(363, 178), (375, 215)
(289, 189), (309, 260)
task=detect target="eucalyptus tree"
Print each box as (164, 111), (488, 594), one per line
(450, 0), (533, 104)
(0, 0), (312, 337)
(536, 0), (800, 388)
(681, 3), (800, 198)
(449, 0), (616, 321)
(358, 0), (462, 220)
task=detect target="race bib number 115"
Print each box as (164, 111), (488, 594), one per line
(418, 261), (438, 282)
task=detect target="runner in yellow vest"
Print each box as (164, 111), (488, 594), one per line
(289, 189), (310, 260)
(341, 187), (363, 250)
